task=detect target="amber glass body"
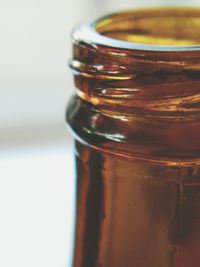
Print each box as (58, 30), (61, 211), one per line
(67, 8), (200, 267)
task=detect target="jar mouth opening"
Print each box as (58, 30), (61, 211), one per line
(74, 7), (200, 52)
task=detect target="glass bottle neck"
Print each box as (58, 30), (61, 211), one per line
(71, 42), (200, 118)
(70, 8), (200, 118)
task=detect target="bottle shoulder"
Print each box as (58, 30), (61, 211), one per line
(67, 95), (200, 166)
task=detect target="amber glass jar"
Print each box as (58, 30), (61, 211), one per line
(67, 8), (200, 267)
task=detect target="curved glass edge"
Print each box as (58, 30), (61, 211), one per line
(72, 8), (200, 53)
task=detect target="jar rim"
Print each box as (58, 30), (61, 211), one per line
(72, 7), (200, 53)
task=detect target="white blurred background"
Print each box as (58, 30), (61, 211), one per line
(0, 0), (200, 267)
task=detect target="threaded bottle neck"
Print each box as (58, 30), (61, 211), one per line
(70, 8), (200, 118)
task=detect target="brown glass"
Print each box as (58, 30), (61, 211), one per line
(67, 8), (200, 267)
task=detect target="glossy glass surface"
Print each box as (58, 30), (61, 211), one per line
(96, 8), (200, 46)
(72, 141), (200, 267)
(67, 7), (200, 267)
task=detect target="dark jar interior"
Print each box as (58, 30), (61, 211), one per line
(67, 7), (200, 267)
